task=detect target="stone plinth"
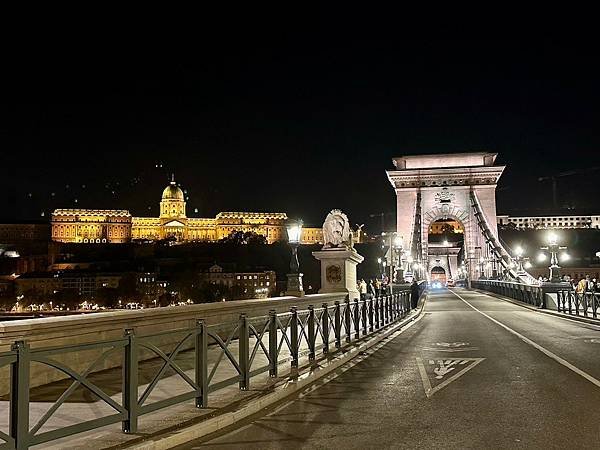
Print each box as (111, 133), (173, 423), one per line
(312, 248), (364, 299)
(285, 273), (305, 297)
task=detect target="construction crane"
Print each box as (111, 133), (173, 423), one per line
(369, 212), (395, 233)
(538, 166), (600, 208)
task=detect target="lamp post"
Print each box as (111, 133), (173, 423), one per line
(285, 219), (304, 296)
(540, 232), (567, 283)
(393, 235), (404, 284)
(381, 232), (404, 292)
(514, 246), (530, 276)
(478, 256), (485, 280)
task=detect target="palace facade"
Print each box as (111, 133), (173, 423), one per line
(51, 179), (292, 244)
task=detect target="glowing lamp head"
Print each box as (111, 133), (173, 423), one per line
(537, 253), (547, 262)
(407, 255), (414, 263)
(286, 219), (303, 244)
(560, 253), (570, 262)
(443, 240), (449, 247)
(377, 257), (382, 264)
(479, 257), (485, 263)
(393, 235), (403, 248)
(515, 246), (524, 257)
(547, 233), (558, 246)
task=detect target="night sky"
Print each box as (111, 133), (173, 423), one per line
(4, 40), (600, 231)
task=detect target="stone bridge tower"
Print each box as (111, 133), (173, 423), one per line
(386, 152), (505, 281)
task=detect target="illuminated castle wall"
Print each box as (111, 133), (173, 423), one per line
(51, 180), (289, 244)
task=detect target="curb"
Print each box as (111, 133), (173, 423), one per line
(470, 289), (600, 327)
(126, 300), (427, 450)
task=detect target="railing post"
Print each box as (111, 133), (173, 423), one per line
(384, 296), (389, 325)
(268, 310), (278, 378)
(195, 319), (208, 408)
(290, 307), (299, 371)
(380, 295), (385, 325)
(238, 314), (250, 390)
(362, 300), (368, 335)
(368, 298), (374, 332)
(334, 301), (341, 348)
(344, 298), (352, 343)
(353, 299), (360, 338)
(322, 303), (330, 355)
(375, 296), (380, 329)
(10, 341), (30, 450)
(308, 305), (316, 362)
(122, 329), (138, 434)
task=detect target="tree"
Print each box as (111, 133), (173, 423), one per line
(95, 287), (119, 308)
(220, 231), (267, 245)
(198, 282), (231, 303)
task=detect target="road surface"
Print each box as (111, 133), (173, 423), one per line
(178, 288), (600, 449)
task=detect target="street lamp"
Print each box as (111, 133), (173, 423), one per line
(514, 246), (530, 275)
(479, 256), (485, 280)
(393, 235), (405, 283)
(285, 219), (304, 296)
(540, 232), (567, 283)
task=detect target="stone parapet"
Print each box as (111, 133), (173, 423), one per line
(0, 293), (347, 395)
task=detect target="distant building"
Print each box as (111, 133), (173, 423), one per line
(199, 264), (276, 299)
(51, 179), (289, 244)
(15, 271), (121, 298)
(301, 227), (324, 244)
(497, 214), (600, 230)
(428, 220), (464, 234)
(0, 222), (50, 242)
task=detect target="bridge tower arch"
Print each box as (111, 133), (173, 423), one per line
(387, 152), (507, 282)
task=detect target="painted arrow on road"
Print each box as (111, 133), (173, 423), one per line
(416, 357), (485, 398)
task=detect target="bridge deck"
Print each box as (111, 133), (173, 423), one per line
(187, 288), (600, 449)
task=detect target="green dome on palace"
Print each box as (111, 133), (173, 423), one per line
(162, 181), (184, 201)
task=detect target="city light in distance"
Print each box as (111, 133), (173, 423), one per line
(537, 253), (547, 262)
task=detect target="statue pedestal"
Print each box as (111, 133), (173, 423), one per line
(312, 248), (364, 300)
(285, 273), (305, 297)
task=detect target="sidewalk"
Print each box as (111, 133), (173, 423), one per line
(471, 288), (600, 326)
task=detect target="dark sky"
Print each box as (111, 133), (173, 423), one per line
(3, 39), (600, 231)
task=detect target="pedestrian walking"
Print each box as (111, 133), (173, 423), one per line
(359, 279), (367, 300)
(368, 279), (376, 298)
(410, 280), (420, 309)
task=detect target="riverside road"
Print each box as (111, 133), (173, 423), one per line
(180, 288), (600, 449)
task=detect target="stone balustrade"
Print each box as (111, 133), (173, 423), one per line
(0, 293), (348, 395)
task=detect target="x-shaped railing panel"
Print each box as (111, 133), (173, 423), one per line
(137, 332), (197, 408)
(248, 318), (271, 371)
(28, 342), (126, 436)
(206, 325), (241, 386)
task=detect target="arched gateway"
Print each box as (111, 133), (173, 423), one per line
(386, 152), (534, 283)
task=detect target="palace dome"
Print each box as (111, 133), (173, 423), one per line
(162, 181), (184, 201)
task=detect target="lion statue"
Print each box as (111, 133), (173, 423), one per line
(322, 209), (352, 249)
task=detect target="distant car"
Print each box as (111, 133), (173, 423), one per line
(447, 279), (455, 287)
(431, 281), (443, 289)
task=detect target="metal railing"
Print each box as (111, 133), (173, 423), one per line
(556, 290), (600, 319)
(0, 292), (416, 449)
(472, 280), (545, 308)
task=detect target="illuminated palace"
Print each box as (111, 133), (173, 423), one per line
(51, 179), (299, 244)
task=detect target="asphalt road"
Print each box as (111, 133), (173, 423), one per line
(178, 288), (600, 449)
